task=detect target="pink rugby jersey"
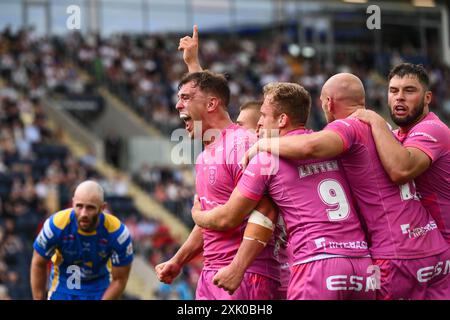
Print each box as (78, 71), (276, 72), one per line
(237, 128), (370, 265)
(394, 112), (450, 243)
(325, 117), (448, 259)
(195, 123), (281, 281)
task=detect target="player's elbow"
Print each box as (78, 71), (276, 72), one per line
(388, 169), (412, 185)
(215, 217), (240, 231)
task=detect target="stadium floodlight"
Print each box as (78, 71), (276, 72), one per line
(302, 47), (316, 58)
(288, 44), (301, 57)
(412, 0), (436, 7)
(342, 0), (368, 3)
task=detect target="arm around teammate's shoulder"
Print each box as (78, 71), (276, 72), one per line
(192, 189), (258, 231)
(366, 118), (431, 184)
(275, 130), (345, 160)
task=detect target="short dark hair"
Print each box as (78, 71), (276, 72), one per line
(178, 70), (230, 108)
(388, 63), (429, 90)
(263, 82), (311, 126)
(239, 100), (262, 112)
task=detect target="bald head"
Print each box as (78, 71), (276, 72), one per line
(322, 73), (365, 106)
(73, 180), (105, 232)
(74, 180), (104, 203)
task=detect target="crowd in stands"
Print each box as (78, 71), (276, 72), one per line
(0, 26), (198, 300)
(63, 27), (450, 129)
(133, 163), (195, 228)
(1, 23), (449, 300)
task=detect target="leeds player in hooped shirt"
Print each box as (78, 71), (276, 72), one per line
(31, 180), (133, 300)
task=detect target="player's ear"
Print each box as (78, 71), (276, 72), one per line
(207, 97), (219, 112)
(424, 90), (432, 107)
(326, 96), (333, 113)
(100, 202), (107, 213)
(278, 113), (288, 128)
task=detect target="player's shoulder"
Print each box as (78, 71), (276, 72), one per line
(103, 212), (123, 234)
(325, 118), (357, 130)
(410, 113), (450, 134)
(103, 213), (131, 246)
(51, 208), (74, 230)
(251, 151), (276, 163)
(410, 114), (450, 139)
(340, 117), (367, 128)
(227, 124), (257, 143)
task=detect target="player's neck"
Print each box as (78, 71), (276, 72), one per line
(203, 114), (233, 146)
(399, 110), (429, 134)
(281, 125), (305, 136)
(340, 105), (364, 119)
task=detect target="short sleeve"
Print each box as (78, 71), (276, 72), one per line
(111, 224), (134, 267)
(237, 152), (273, 201)
(33, 217), (60, 259)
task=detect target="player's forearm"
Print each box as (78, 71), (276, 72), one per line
(187, 61), (202, 73)
(229, 238), (266, 275)
(30, 264), (48, 300)
(258, 135), (326, 160)
(370, 121), (416, 183)
(172, 225), (204, 266)
(194, 205), (238, 230)
(102, 279), (128, 300)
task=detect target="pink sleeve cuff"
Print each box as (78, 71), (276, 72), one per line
(237, 184), (263, 201)
(404, 143), (435, 162)
(324, 128), (348, 152)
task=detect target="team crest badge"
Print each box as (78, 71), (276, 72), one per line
(208, 167), (217, 185)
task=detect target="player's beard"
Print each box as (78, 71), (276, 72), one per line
(78, 212), (100, 232)
(390, 100), (425, 128)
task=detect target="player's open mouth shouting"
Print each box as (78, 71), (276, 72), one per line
(180, 113), (193, 133)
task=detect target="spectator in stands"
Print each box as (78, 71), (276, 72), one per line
(104, 130), (122, 168)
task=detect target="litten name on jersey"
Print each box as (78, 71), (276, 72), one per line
(298, 160), (339, 179)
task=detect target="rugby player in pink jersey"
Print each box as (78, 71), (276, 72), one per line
(352, 63), (450, 244)
(242, 73), (450, 300)
(155, 27), (281, 300)
(192, 82), (375, 300)
(234, 99), (291, 300)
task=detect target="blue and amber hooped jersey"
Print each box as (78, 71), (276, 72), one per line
(33, 209), (133, 298)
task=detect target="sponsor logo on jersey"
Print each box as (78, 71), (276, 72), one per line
(62, 234), (75, 242)
(417, 259), (450, 283)
(37, 232), (47, 248)
(326, 265), (380, 292)
(243, 169), (255, 178)
(314, 237), (326, 249)
(401, 220), (438, 239)
(409, 131), (437, 142)
(43, 219), (54, 239)
(126, 243), (133, 256)
(117, 227), (130, 245)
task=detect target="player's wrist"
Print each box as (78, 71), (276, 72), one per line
(228, 259), (246, 275)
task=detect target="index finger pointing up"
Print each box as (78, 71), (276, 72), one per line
(192, 24), (198, 40)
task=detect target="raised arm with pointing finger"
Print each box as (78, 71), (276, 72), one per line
(178, 25), (202, 73)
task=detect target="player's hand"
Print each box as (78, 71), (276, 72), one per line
(240, 139), (264, 169)
(213, 264), (244, 295)
(178, 25), (201, 72)
(350, 109), (384, 126)
(191, 194), (202, 225)
(155, 260), (182, 284)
